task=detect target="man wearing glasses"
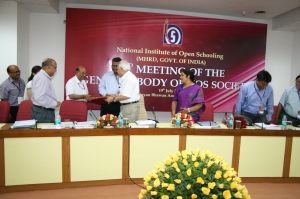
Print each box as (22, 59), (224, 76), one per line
(65, 66), (91, 101)
(31, 58), (61, 123)
(0, 65), (26, 122)
(98, 57), (122, 116)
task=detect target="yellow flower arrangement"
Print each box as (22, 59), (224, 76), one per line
(139, 148), (251, 199)
(171, 113), (194, 128)
(96, 114), (119, 128)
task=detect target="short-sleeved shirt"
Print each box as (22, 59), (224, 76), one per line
(65, 75), (89, 101)
(0, 77), (25, 106)
(119, 71), (140, 103)
(279, 86), (300, 118)
(23, 80), (32, 100)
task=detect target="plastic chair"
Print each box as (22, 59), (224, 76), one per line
(200, 103), (214, 121)
(0, 101), (11, 122)
(60, 100), (88, 122)
(16, 100), (33, 121)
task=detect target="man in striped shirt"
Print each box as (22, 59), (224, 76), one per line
(0, 65), (26, 122)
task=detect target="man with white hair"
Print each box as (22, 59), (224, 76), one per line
(105, 60), (140, 122)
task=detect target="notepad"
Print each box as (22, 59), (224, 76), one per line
(254, 123), (281, 130)
(11, 120), (36, 129)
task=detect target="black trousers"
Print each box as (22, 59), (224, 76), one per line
(10, 106), (19, 122)
(241, 110), (268, 125)
(100, 102), (121, 117)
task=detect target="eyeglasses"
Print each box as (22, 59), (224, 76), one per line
(50, 65), (57, 70)
(80, 72), (87, 75)
(10, 70), (21, 74)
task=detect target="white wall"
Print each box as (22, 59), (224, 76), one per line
(0, 1), (18, 83)
(291, 30), (300, 85)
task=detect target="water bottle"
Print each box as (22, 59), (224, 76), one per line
(118, 112), (123, 128)
(55, 111), (61, 127)
(282, 115), (287, 130)
(228, 113), (234, 129)
(175, 113), (180, 128)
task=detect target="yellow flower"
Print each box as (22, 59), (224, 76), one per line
(192, 155), (197, 161)
(212, 194), (218, 199)
(193, 148), (200, 156)
(223, 172), (229, 178)
(215, 170), (222, 179)
(164, 173), (170, 179)
(186, 184), (191, 190)
(160, 168), (165, 172)
(162, 195), (169, 199)
(153, 178), (160, 187)
(219, 184), (224, 189)
(152, 173), (158, 179)
(176, 168), (180, 172)
(173, 155), (179, 161)
(200, 153), (205, 160)
(138, 193), (143, 199)
(194, 162), (199, 167)
(203, 168), (207, 175)
(174, 179), (181, 184)
(187, 169), (192, 176)
(207, 161), (214, 167)
(177, 196), (183, 199)
(234, 177), (242, 183)
(182, 159), (188, 166)
(165, 158), (171, 165)
(181, 150), (187, 159)
(150, 191), (157, 195)
(237, 184), (245, 191)
(172, 162), (178, 169)
(140, 189), (147, 194)
(191, 193), (198, 198)
(234, 191), (242, 198)
(146, 186), (152, 191)
(143, 181), (148, 186)
(208, 182), (216, 189)
(107, 123), (111, 126)
(231, 181), (238, 189)
(196, 177), (204, 184)
(162, 183), (169, 188)
(223, 190), (231, 199)
(167, 184), (175, 191)
(176, 151), (181, 157)
(201, 187), (210, 195)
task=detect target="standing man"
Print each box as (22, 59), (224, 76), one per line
(274, 75), (300, 124)
(235, 70), (274, 125)
(105, 60), (140, 122)
(66, 66), (91, 101)
(31, 58), (61, 123)
(0, 65), (26, 122)
(98, 57), (122, 116)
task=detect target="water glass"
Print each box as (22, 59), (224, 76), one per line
(123, 118), (129, 127)
(235, 120), (241, 129)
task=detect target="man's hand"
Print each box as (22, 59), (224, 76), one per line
(56, 101), (61, 107)
(84, 94), (91, 101)
(105, 96), (114, 104)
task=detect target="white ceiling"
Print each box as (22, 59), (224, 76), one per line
(3, 0), (300, 31)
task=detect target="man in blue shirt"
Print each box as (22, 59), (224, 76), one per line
(235, 70), (274, 125)
(274, 75), (300, 124)
(98, 57), (122, 116)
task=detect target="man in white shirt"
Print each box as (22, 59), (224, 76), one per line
(65, 66), (91, 101)
(105, 60), (140, 122)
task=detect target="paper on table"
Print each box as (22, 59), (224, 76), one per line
(11, 119), (36, 129)
(254, 123), (281, 130)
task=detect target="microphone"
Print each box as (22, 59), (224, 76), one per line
(89, 109), (98, 120)
(257, 111), (265, 130)
(151, 106), (159, 123)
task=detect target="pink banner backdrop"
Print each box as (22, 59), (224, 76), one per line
(65, 8), (267, 112)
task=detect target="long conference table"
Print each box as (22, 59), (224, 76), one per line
(0, 123), (300, 193)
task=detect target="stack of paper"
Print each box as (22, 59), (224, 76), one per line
(254, 123), (281, 130)
(197, 121), (218, 127)
(135, 120), (156, 127)
(11, 120), (36, 129)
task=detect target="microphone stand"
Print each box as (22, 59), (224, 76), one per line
(257, 111), (264, 130)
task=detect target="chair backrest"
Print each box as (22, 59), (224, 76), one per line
(271, 105), (278, 124)
(232, 104), (236, 116)
(0, 101), (11, 123)
(138, 94), (148, 120)
(16, 100), (33, 121)
(200, 103), (214, 121)
(60, 100), (88, 122)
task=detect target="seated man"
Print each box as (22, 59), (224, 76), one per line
(235, 70), (274, 125)
(274, 75), (300, 125)
(65, 66), (91, 101)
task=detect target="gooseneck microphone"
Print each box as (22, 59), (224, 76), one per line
(257, 111), (265, 130)
(89, 109), (98, 120)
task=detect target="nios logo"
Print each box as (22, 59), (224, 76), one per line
(163, 19), (183, 46)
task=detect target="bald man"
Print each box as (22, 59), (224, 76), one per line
(31, 58), (61, 123)
(0, 65), (26, 122)
(65, 66), (91, 101)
